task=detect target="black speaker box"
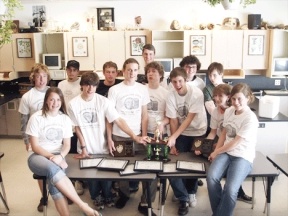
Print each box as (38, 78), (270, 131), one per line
(248, 14), (261, 29)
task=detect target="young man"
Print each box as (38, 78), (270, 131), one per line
(58, 60), (84, 196)
(68, 72), (146, 210)
(139, 44), (155, 75)
(136, 61), (169, 216)
(107, 58), (150, 209)
(96, 61), (122, 97)
(166, 67), (207, 216)
(18, 63), (50, 212)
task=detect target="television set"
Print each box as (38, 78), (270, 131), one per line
(155, 58), (173, 73)
(42, 53), (62, 70)
(272, 58), (288, 76)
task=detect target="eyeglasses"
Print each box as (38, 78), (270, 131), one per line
(184, 65), (197, 70)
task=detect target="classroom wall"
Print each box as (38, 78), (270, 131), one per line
(16, 0), (288, 31)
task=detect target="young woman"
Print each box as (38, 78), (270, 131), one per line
(26, 87), (101, 216)
(206, 83), (258, 216)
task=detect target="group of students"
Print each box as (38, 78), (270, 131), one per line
(18, 43), (258, 216)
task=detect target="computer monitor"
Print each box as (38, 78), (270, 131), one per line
(272, 58), (288, 76)
(155, 58), (173, 73)
(42, 53), (62, 70)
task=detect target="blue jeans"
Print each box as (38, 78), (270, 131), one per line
(88, 180), (113, 200)
(169, 135), (201, 201)
(207, 153), (252, 216)
(28, 153), (66, 200)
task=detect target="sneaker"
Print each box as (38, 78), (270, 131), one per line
(105, 197), (115, 208)
(75, 180), (84, 195)
(37, 198), (45, 212)
(138, 202), (156, 216)
(93, 195), (104, 210)
(129, 186), (139, 193)
(115, 194), (129, 209)
(188, 194), (197, 208)
(178, 201), (189, 215)
(172, 194), (179, 202)
(198, 179), (204, 186)
(237, 193), (253, 204)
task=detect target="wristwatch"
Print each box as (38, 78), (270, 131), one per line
(81, 146), (86, 149)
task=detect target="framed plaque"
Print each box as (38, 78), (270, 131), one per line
(79, 157), (103, 169)
(134, 160), (163, 172)
(161, 162), (188, 174)
(192, 137), (215, 155)
(114, 141), (134, 157)
(176, 160), (206, 174)
(119, 164), (147, 176)
(97, 158), (129, 171)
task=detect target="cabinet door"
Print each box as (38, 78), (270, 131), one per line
(12, 33), (36, 72)
(66, 32), (95, 71)
(184, 30), (212, 70)
(94, 31), (125, 71)
(0, 42), (14, 72)
(243, 30), (270, 69)
(6, 98), (21, 136)
(212, 30), (243, 69)
(0, 104), (7, 135)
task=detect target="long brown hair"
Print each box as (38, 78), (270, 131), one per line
(231, 83), (255, 104)
(42, 87), (67, 116)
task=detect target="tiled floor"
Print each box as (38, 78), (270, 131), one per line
(0, 138), (287, 216)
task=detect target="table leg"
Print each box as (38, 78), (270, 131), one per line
(266, 177), (273, 216)
(251, 177), (255, 209)
(146, 181), (152, 216)
(160, 178), (167, 216)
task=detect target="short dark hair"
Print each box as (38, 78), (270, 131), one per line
(179, 55), (201, 70)
(144, 61), (164, 82)
(207, 62), (223, 75)
(142, 44), (155, 54)
(80, 72), (99, 87)
(66, 60), (80, 70)
(169, 67), (187, 81)
(122, 58), (139, 70)
(103, 61), (118, 71)
(42, 87), (67, 116)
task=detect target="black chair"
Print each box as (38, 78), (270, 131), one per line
(0, 152), (10, 214)
(33, 174), (48, 216)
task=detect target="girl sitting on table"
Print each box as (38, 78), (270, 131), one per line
(206, 83), (258, 216)
(26, 87), (101, 216)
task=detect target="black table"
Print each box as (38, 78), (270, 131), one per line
(267, 154), (288, 177)
(157, 151), (279, 216)
(65, 154), (157, 216)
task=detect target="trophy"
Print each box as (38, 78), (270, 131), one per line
(146, 119), (170, 162)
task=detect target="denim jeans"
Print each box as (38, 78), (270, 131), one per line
(169, 135), (201, 201)
(88, 180), (113, 200)
(28, 153), (66, 200)
(207, 153), (252, 216)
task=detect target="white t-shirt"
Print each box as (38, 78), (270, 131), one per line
(223, 106), (258, 163)
(210, 107), (224, 137)
(68, 93), (120, 154)
(147, 85), (169, 134)
(166, 85), (207, 136)
(18, 87), (49, 116)
(26, 110), (73, 155)
(108, 82), (150, 137)
(58, 78), (81, 104)
(168, 76), (205, 91)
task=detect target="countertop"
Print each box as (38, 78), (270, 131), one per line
(1, 93), (287, 122)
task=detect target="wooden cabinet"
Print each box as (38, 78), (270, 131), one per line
(94, 31), (125, 71)
(0, 42), (13, 72)
(152, 30), (184, 58)
(184, 30), (212, 70)
(65, 32), (95, 71)
(242, 30), (270, 70)
(212, 30), (243, 70)
(0, 104), (7, 135)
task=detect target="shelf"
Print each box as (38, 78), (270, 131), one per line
(223, 69), (245, 79)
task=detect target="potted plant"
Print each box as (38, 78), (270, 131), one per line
(203, 0), (256, 9)
(0, 0), (22, 47)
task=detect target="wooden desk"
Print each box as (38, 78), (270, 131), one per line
(267, 154), (288, 177)
(157, 151), (279, 216)
(65, 154), (157, 216)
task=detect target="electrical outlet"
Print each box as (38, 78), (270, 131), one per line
(275, 80), (281, 86)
